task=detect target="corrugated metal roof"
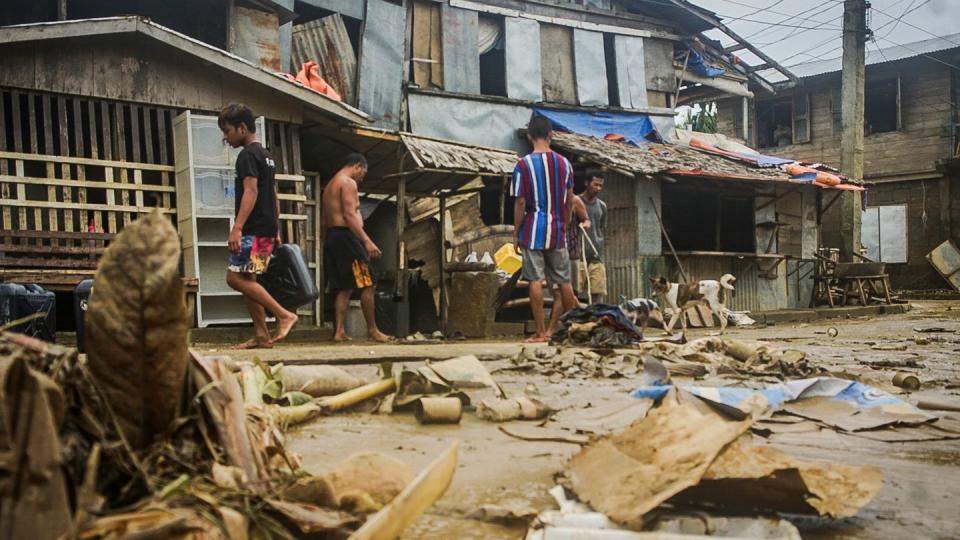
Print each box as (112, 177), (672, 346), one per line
(786, 33), (960, 79)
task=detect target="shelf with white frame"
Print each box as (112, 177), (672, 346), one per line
(174, 111), (264, 327)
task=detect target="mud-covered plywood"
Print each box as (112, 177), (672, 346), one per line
(540, 24), (577, 104)
(573, 29), (608, 107)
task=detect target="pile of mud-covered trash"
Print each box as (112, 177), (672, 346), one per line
(0, 212), (456, 540)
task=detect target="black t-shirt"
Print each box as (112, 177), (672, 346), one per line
(234, 142), (278, 237)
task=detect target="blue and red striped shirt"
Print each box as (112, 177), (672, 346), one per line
(511, 151), (573, 250)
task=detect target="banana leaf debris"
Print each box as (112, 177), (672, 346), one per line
(0, 211), (457, 540)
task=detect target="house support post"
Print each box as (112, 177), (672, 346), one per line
(839, 0), (868, 261)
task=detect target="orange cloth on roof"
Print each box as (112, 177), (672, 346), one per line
(294, 61), (342, 101)
(784, 163), (841, 186)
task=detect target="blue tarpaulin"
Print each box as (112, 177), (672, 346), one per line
(629, 377), (935, 431)
(686, 49), (726, 78)
(533, 108), (664, 145)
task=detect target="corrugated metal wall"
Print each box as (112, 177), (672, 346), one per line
(669, 256), (787, 312)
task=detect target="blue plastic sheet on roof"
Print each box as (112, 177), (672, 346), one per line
(686, 49), (726, 78)
(532, 108), (664, 145)
(746, 153), (794, 167)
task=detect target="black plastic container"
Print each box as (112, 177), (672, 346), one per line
(0, 283), (57, 342)
(257, 243), (319, 311)
(73, 279), (94, 353)
(375, 291), (410, 337)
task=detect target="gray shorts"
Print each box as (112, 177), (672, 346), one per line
(522, 248), (571, 285)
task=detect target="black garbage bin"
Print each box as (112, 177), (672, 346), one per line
(0, 283), (57, 342)
(73, 279), (94, 353)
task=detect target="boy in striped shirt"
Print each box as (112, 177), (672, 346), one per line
(512, 116), (578, 342)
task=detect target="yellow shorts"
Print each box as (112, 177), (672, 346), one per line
(575, 261), (607, 296)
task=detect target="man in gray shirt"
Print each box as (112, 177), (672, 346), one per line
(577, 170), (607, 304)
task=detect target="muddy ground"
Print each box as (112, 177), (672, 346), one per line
(205, 301), (960, 539)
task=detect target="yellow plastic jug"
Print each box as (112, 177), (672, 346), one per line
(495, 243), (523, 274)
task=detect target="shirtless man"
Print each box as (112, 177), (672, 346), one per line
(321, 153), (392, 343)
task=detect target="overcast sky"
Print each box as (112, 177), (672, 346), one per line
(687, 0), (959, 68)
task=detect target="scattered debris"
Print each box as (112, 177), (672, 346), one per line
(914, 327), (949, 333)
(916, 399), (960, 413)
(469, 503), (538, 525)
(277, 364), (363, 397)
(415, 396), (464, 424)
(860, 358), (925, 369)
(497, 425), (590, 445)
(477, 396), (554, 422)
(892, 371), (921, 390)
(551, 305), (646, 347)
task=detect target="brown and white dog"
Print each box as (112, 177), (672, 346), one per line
(649, 274), (736, 334)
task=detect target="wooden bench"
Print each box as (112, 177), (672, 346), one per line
(0, 229), (198, 293)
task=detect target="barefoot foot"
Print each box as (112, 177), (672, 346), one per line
(234, 337), (273, 350)
(524, 333), (550, 343)
(368, 330), (394, 343)
(333, 332), (353, 343)
(273, 313), (299, 343)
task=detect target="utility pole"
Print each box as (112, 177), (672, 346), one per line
(839, 0), (869, 261)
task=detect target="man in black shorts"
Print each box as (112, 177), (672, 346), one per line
(220, 103), (298, 349)
(321, 154), (392, 342)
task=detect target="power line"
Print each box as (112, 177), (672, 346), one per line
(871, 0), (959, 47)
(756, 1), (842, 44)
(743, 0), (837, 40)
(878, 0), (919, 39)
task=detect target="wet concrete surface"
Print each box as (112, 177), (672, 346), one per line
(207, 301), (960, 539)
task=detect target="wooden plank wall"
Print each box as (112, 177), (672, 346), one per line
(0, 88), (178, 252)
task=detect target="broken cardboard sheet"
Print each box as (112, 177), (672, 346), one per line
(385, 354), (503, 413)
(526, 485), (801, 540)
(550, 396), (655, 436)
(670, 435), (883, 519)
(569, 389), (883, 529)
(568, 389), (764, 529)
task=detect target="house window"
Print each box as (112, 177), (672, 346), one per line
(661, 183), (755, 253)
(756, 94), (809, 148)
(756, 97), (793, 149)
(861, 205), (907, 263)
(478, 15), (507, 97)
(865, 78), (900, 135)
